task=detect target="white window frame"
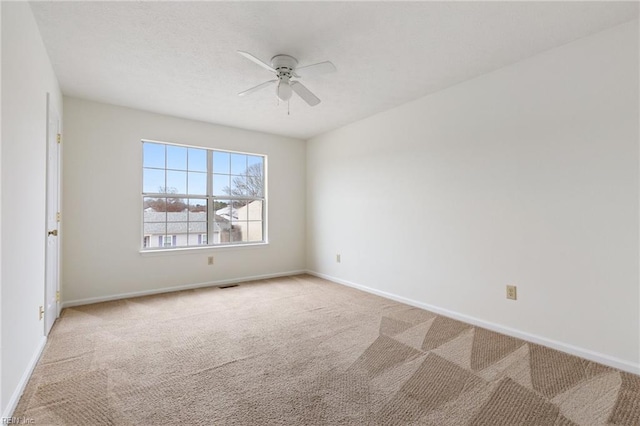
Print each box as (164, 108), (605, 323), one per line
(141, 140), (267, 251)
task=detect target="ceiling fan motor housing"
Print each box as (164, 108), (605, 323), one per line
(271, 54), (298, 80)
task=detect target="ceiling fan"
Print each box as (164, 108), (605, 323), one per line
(237, 51), (336, 107)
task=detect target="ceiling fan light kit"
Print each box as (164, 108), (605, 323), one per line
(237, 51), (335, 108)
(277, 80), (293, 101)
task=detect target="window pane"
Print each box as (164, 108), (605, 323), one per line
(234, 221), (249, 242)
(245, 174), (264, 197)
(214, 200), (232, 244)
(166, 202), (187, 221)
(231, 153), (247, 175)
(210, 229), (221, 244)
(212, 199), (228, 214)
(144, 197), (168, 215)
(231, 175), (247, 196)
(188, 172), (207, 195)
(229, 201), (242, 221)
(188, 222), (207, 246)
(213, 174), (230, 196)
(218, 229), (230, 243)
(160, 235), (177, 247)
(215, 200), (234, 221)
(247, 221), (263, 242)
(143, 168), (165, 193)
(167, 222), (188, 234)
(188, 148), (207, 172)
(230, 200), (247, 221)
(247, 156), (263, 176)
(188, 222), (207, 234)
(167, 145), (187, 170)
(246, 200), (263, 221)
(144, 221), (165, 236)
(213, 151), (230, 174)
(188, 199), (207, 221)
(143, 199), (166, 248)
(143, 143), (165, 169)
(230, 224), (243, 243)
(167, 170), (187, 194)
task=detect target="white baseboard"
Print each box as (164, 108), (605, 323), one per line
(2, 336), (47, 420)
(307, 270), (640, 375)
(61, 270), (307, 309)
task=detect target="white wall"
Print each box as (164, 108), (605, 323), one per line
(307, 21), (639, 370)
(1, 2), (63, 416)
(62, 98), (306, 303)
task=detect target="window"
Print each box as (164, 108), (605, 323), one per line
(160, 235), (177, 247)
(142, 141), (266, 250)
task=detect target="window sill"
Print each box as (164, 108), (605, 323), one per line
(139, 242), (269, 257)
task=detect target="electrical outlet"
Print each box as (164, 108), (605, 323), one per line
(207, 256), (214, 266)
(336, 254), (341, 263)
(506, 285), (517, 300)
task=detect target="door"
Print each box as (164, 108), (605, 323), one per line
(45, 93), (60, 335)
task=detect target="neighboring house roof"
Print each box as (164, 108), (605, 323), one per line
(215, 206), (235, 220)
(216, 201), (262, 222)
(143, 211), (231, 235)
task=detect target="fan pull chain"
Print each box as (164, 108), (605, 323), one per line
(288, 100), (290, 116)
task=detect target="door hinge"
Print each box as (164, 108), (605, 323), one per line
(56, 291), (60, 302)
(57, 133), (61, 144)
(39, 306), (44, 320)
(56, 212), (61, 222)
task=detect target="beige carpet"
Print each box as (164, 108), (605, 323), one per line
(13, 274), (640, 425)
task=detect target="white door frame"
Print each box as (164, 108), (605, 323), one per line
(44, 93), (61, 335)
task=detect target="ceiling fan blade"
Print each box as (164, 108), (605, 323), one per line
(238, 80), (277, 97)
(296, 61), (336, 77)
(290, 81), (321, 106)
(237, 51), (276, 73)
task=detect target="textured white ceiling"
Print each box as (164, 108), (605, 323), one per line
(30, 1), (638, 140)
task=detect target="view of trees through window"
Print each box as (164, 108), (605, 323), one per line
(142, 141), (265, 249)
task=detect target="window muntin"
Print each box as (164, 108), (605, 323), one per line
(142, 141), (266, 250)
